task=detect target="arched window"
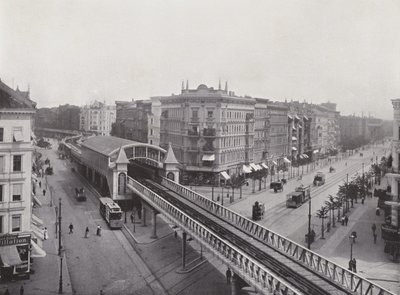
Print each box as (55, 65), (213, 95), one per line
(118, 172), (126, 194)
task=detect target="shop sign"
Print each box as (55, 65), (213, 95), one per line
(0, 234), (31, 246)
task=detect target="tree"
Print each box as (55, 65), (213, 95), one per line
(334, 196), (343, 222)
(316, 206), (329, 239)
(325, 195), (337, 228)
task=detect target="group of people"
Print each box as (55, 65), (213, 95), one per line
(341, 215), (349, 226)
(348, 258), (357, 272)
(68, 223), (102, 237)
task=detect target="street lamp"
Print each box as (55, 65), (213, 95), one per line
(58, 248), (65, 294)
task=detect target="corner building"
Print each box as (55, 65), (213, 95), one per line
(160, 83), (256, 185)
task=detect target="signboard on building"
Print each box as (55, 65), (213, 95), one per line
(0, 234), (31, 247)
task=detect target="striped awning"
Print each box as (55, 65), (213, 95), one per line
(0, 246), (23, 266)
(31, 240), (46, 258)
(284, 157), (291, 164)
(250, 163), (261, 171)
(242, 165), (252, 174)
(220, 171), (231, 180)
(261, 163), (269, 169)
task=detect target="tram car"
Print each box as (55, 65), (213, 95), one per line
(286, 185), (311, 208)
(313, 172), (325, 186)
(99, 197), (123, 229)
(75, 187), (86, 201)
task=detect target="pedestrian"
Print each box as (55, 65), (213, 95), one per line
(85, 227), (89, 238)
(5, 288), (10, 295)
(352, 258), (357, 273)
(130, 213), (134, 224)
(371, 223), (377, 234)
(373, 233), (377, 244)
(341, 216), (345, 226)
(43, 189), (46, 196)
(226, 268), (232, 284)
(174, 231), (178, 238)
(361, 196), (365, 204)
(96, 225), (101, 236)
(39, 181), (42, 188)
(348, 259), (353, 271)
(20, 285), (24, 295)
(376, 207), (380, 216)
(345, 215), (349, 226)
(44, 227), (48, 240)
(69, 223), (74, 234)
(100, 290), (105, 295)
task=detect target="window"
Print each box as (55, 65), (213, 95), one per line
(12, 215), (21, 232)
(0, 216), (3, 233)
(0, 185), (2, 202)
(0, 156), (4, 173)
(12, 184), (22, 201)
(150, 129), (153, 135)
(0, 127), (3, 142)
(13, 155), (22, 172)
(208, 111), (213, 118)
(13, 127), (23, 142)
(192, 110), (198, 118)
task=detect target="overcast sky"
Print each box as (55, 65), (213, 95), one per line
(1, 0), (399, 119)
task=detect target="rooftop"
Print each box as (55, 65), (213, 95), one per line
(0, 80), (36, 109)
(81, 136), (138, 156)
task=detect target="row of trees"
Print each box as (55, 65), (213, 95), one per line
(315, 165), (378, 239)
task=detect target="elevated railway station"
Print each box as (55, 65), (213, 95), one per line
(59, 135), (394, 295)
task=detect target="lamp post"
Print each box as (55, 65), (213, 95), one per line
(58, 198), (62, 256)
(307, 196), (312, 250)
(58, 248), (65, 294)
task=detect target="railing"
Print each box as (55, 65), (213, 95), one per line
(126, 176), (302, 295)
(160, 177), (395, 295)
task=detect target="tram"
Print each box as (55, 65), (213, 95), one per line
(99, 197), (123, 229)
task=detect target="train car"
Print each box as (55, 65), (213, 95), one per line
(75, 187), (86, 201)
(99, 197), (123, 229)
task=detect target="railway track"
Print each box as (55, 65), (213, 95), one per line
(137, 177), (349, 295)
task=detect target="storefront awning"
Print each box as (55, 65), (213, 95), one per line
(202, 154), (215, 161)
(313, 150), (319, 154)
(32, 224), (44, 242)
(292, 136), (297, 141)
(288, 115), (293, 120)
(302, 154), (309, 159)
(220, 171), (230, 180)
(255, 164), (262, 170)
(242, 165), (252, 174)
(250, 163), (261, 171)
(292, 147), (297, 151)
(0, 246), (23, 266)
(299, 155), (304, 159)
(30, 240), (46, 258)
(272, 161), (277, 165)
(32, 214), (43, 227)
(295, 115), (300, 120)
(284, 157), (291, 164)
(261, 163), (269, 169)
(32, 194), (42, 207)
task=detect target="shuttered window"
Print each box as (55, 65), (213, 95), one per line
(12, 184), (22, 201)
(12, 215), (21, 232)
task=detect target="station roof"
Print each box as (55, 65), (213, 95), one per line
(81, 136), (139, 156)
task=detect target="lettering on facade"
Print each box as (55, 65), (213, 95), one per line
(0, 235), (30, 246)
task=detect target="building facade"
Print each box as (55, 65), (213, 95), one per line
(79, 100), (116, 136)
(160, 83), (257, 184)
(0, 81), (36, 279)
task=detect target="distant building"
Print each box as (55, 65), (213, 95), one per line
(160, 82), (257, 184)
(0, 81), (38, 279)
(79, 100), (116, 136)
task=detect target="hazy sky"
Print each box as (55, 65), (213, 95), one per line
(1, 0), (399, 119)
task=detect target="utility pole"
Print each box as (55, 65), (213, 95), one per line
(58, 198), (62, 256)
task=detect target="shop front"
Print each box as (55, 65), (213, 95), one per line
(0, 233), (31, 281)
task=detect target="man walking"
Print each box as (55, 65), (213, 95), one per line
(226, 268), (232, 284)
(69, 223), (74, 234)
(371, 223), (377, 234)
(96, 225), (102, 236)
(43, 189), (46, 196)
(20, 285), (24, 295)
(352, 258), (357, 273)
(85, 227), (89, 238)
(373, 233), (377, 244)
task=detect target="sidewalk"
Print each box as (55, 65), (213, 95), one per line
(0, 155), (73, 295)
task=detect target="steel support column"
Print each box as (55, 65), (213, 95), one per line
(150, 209), (157, 239)
(182, 231), (187, 270)
(142, 205), (147, 226)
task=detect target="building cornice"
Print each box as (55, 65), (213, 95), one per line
(0, 109), (36, 115)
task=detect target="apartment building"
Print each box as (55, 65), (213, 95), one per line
(80, 100), (116, 136)
(0, 80), (36, 280)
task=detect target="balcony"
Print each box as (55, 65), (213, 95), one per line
(203, 128), (216, 137)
